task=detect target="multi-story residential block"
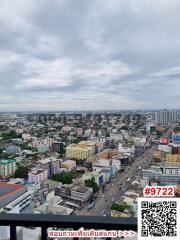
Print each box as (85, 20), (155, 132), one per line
(52, 141), (64, 153)
(156, 110), (180, 126)
(37, 144), (49, 153)
(0, 159), (16, 179)
(32, 137), (54, 148)
(66, 141), (96, 160)
(28, 168), (48, 184)
(166, 154), (180, 162)
(36, 158), (60, 177)
(5, 146), (19, 154)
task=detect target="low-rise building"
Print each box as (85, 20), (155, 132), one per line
(82, 172), (104, 185)
(153, 151), (164, 160)
(118, 143), (135, 157)
(61, 160), (76, 171)
(142, 163), (180, 185)
(56, 184), (93, 207)
(5, 146), (19, 154)
(166, 154), (180, 162)
(0, 183), (32, 213)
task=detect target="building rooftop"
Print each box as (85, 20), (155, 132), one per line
(72, 185), (90, 193)
(66, 141), (96, 149)
(84, 171), (102, 177)
(31, 169), (46, 175)
(0, 159), (16, 166)
(38, 158), (50, 164)
(0, 183), (26, 208)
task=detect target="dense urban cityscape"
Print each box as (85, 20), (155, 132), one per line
(0, 110), (180, 238)
(1, 0), (180, 239)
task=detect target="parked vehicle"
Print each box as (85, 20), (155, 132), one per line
(88, 201), (95, 210)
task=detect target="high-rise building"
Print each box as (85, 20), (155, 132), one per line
(0, 159), (16, 179)
(52, 142), (64, 153)
(156, 110), (180, 126)
(36, 158), (60, 177)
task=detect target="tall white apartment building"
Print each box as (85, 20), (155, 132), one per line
(156, 110), (180, 126)
(0, 159), (16, 179)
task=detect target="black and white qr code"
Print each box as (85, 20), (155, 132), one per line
(138, 198), (180, 240)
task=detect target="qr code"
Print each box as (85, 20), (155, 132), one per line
(138, 198), (180, 240)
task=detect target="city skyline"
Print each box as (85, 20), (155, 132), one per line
(1, 0), (180, 111)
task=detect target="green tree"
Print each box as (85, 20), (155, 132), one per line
(14, 166), (29, 179)
(2, 130), (18, 140)
(111, 203), (126, 212)
(0, 149), (9, 159)
(85, 177), (99, 194)
(52, 172), (73, 184)
(31, 154), (38, 161)
(20, 142), (32, 150)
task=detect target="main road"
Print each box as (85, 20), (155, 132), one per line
(76, 145), (156, 216)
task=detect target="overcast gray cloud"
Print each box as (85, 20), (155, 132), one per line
(0, 0), (180, 111)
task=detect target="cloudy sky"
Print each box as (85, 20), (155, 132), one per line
(1, 0), (180, 111)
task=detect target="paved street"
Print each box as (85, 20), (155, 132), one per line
(76, 145), (156, 216)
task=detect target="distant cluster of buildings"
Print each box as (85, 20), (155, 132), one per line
(143, 126), (180, 186)
(156, 110), (180, 126)
(153, 130), (180, 163)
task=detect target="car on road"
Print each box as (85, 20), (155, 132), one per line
(127, 177), (131, 182)
(111, 198), (115, 202)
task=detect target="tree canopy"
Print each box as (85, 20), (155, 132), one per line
(14, 165), (29, 179)
(85, 177), (99, 194)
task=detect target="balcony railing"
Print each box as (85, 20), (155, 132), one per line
(0, 214), (137, 240)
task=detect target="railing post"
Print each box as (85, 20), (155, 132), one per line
(41, 227), (47, 240)
(10, 226), (17, 240)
